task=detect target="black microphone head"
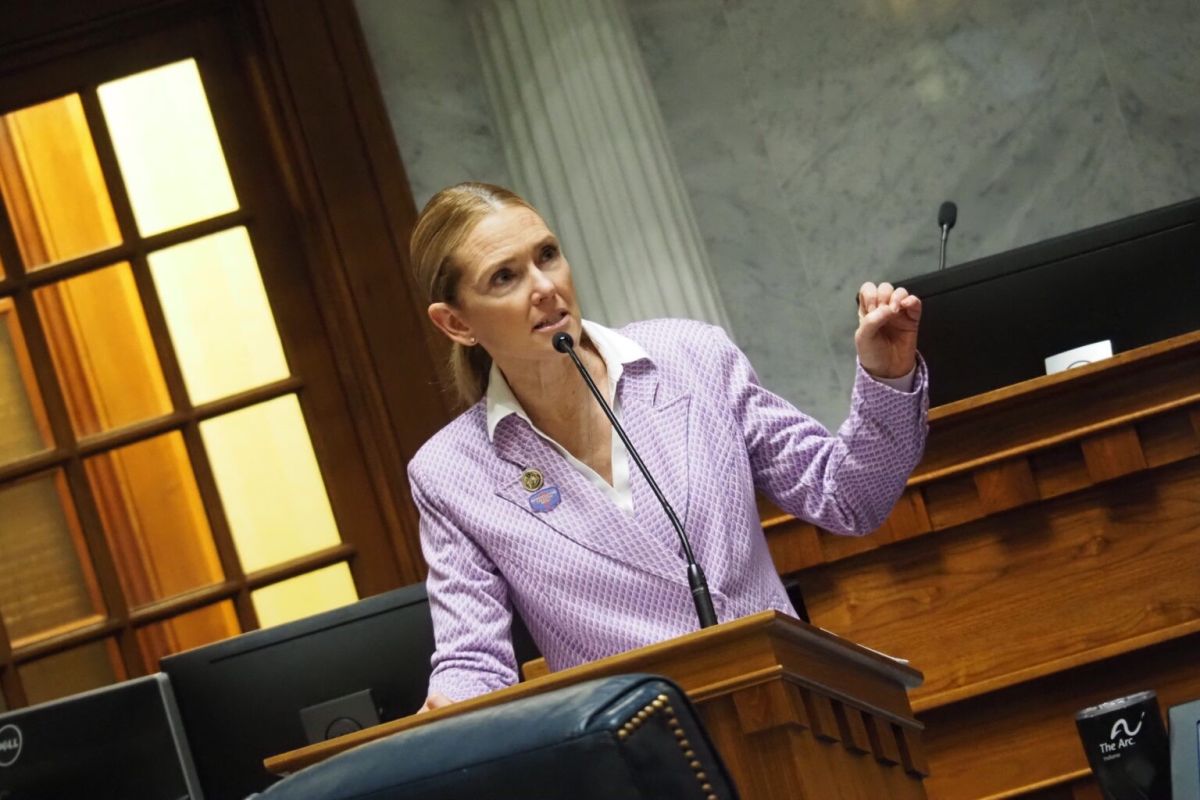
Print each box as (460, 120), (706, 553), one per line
(938, 201), (957, 229)
(552, 332), (574, 353)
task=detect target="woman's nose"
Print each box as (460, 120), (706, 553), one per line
(530, 268), (556, 303)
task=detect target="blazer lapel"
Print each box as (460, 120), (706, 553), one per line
(491, 417), (684, 587)
(618, 360), (693, 552)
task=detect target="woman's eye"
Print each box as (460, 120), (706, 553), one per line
(492, 268), (514, 286)
(539, 245), (558, 263)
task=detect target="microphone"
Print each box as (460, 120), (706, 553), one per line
(938, 200), (957, 271)
(553, 331), (719, 629)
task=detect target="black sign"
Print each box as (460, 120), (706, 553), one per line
(1076, 691), (1172, 800)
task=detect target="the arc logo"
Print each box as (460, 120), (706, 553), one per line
(0, 723), (21, 768)
(1110, 713), (1144, 740)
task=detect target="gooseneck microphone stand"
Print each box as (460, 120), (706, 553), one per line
(553, 331), (719, 629)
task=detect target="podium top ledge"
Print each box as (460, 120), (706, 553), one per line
(266, 609), (921, 775)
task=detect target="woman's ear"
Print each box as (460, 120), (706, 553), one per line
(428, 302), (476, 347)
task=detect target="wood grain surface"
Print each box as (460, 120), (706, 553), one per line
(763, 330), (1200, 798)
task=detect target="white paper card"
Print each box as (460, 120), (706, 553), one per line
(1045, 340), (1113, 375)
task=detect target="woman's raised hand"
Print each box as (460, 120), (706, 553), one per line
(855, 281), (922, 379)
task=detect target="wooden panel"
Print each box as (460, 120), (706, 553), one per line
(863, 713), (902, 765)
(801, 456), (1200, 709)
(920, 632), (1200, 799)
(267, 610), (930, 800)
(1138, 408), (1200, 467)
(695, 694), (758, 797)
(917, 332), (1200, 479)
(1029, 443), (1091, 500)
(894, 725), (930, 777)
(835, 701), (873, 754)
(763, 332), (1200, 799)
(922, 473), (983, 530)
(1018, 779), (1106, 800)
(973, 458), (1039, 515)
(731, 679), (808, 735)
(881, 489), (933, 542)
(765, 518), (824, 574)
(800, 687), (841, 741)
(1080, 426), (1146, 483)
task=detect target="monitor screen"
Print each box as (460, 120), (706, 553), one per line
(895, 197), (1200, 407)
(0, 673), (202, 800)
(160, 583), (540, 800)
(1169, 698), (1200, 800)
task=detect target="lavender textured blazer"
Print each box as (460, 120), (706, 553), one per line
(408, 319), (929, 701)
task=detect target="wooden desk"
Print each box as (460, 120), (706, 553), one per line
(267, 610), (929, 798)
(763, 330), (1200, 799)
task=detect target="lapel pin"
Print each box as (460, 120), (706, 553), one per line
(528, 485), (561, 513)
(520, 468), (544, 492)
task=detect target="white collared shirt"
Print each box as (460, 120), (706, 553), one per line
(485, 320), (917, 516)
(486, 320), (643, 514)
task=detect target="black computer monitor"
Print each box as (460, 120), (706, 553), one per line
(0, 673), (203, 799)
(160, 582), (540, 800)
(895, 197), (1200, 407)
(1171, 698), (1200, 800)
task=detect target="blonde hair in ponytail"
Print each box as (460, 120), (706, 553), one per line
(409, 182), (537, 407)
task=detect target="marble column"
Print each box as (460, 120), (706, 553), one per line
(469, 0), (730, 330)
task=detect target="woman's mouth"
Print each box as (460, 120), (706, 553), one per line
(533, 310), (570, 332)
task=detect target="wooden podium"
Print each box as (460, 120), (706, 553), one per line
(265, 611), (929, 798)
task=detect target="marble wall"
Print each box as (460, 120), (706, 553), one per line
(356, 0), (1200, 429)
(357, 0), (512, 206)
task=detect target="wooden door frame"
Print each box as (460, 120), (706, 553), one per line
(0, 0), (453, 590)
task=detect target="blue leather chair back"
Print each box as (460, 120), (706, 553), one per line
(258, 674), (737, 799)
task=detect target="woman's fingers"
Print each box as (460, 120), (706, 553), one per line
(876, 282), (895, 309)
(859, 282), (921, 325)
(418, 691), (455, 714)
(856, 303), (895, 338)
(857, 281), (877, 318)
(900, 293), (922, 321)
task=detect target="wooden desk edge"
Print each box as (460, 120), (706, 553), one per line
(265, 610), (923, 775)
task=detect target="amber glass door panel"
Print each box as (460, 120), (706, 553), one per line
(0, 472), (106, 645)
(33, 263), (172, 436)
(200, 395), (343, 573)
(83, 432), (224, 606)
(0, 95), (122, 270)
(0, 10), (401, 710)
(98, 59), (239, 238)
(135, 601), (239, 675)
(149, 227), (289, 405)
(18, 639), (122, 705)
(0, 299), (52, 463)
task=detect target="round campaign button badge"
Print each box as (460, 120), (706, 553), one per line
(520, 468), (544, 492)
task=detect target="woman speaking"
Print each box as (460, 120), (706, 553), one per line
(407, 182), (928, 710)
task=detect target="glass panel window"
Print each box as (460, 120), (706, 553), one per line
(251, 563), (357, 629)
(0, 299), (53, 464)
(97, 59), (238, 236)
(149, 227), (289, 405)
(84, 432), (224, 607)
(33, 262), (171, 436)
(200, 395), (340, 573)
(0, 94), (121, 269)
(136, 601), (239, 674)
(18, 639), (121, 705)
(0, 472), (105, 645)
